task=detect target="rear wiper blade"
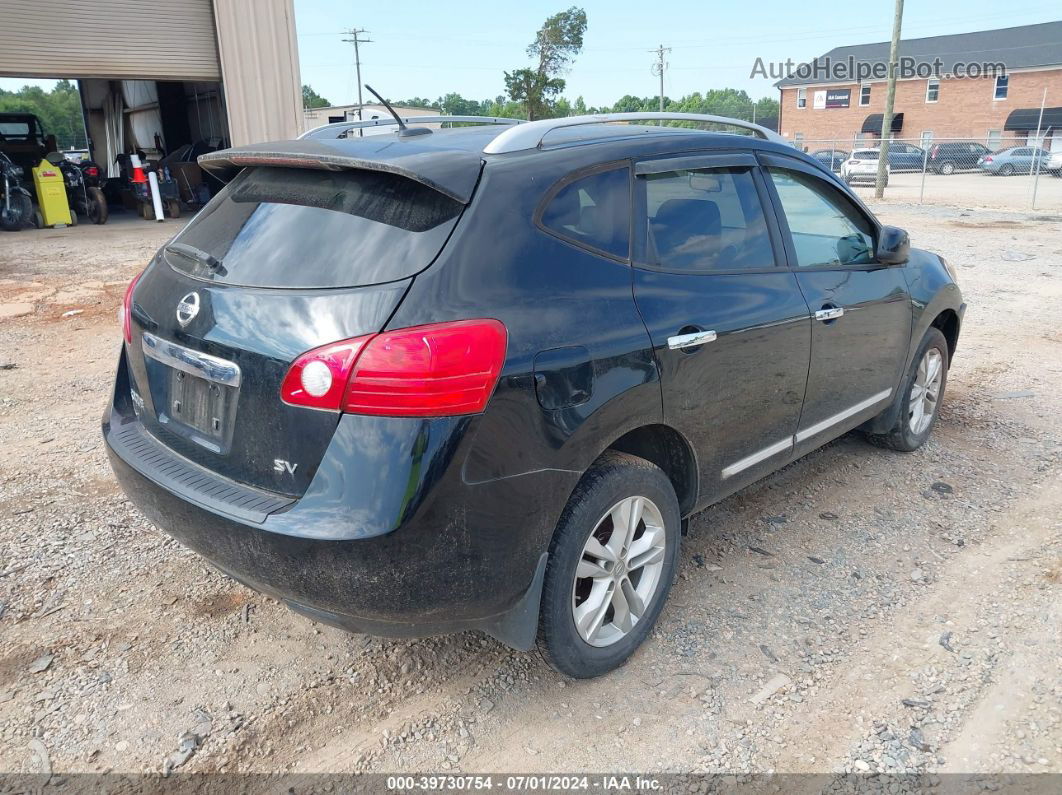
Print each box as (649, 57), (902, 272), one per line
(165, 243), (225, 275)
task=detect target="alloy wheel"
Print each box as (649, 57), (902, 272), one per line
(572, 496), (667, 648)
(909, 348), (943, 435)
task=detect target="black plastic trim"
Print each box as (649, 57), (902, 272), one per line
(107, 420), (293, 524)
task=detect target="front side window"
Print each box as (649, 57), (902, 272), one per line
(767, 168), (875, 268)
(797, 88), (807, 108)
(643, 167), (775, 272)
(994, 74), (1008, 100)
(540, 166), (630, 259)
(926, 79), (940, 103)
(859, 85), (871, 106)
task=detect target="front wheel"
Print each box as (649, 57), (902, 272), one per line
(999, 164), (1015, 176)
(0, 191), (32, 231)
(537, 451), (680, 678)
(87, 187), (108, 224)
(866, 327), (949, 452)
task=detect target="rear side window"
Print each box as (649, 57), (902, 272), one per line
(643, 167), (775, 272)
(165, 167), (463, 288)
(540, 166), (630, 259)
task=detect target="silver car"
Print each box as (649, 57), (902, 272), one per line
(978, 146), (1051, 176)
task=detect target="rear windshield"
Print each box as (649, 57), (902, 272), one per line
(852, 151), (878, 160)
(165, 166), (463, 288)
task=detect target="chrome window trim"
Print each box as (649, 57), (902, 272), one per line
(142, 333), (242, 388)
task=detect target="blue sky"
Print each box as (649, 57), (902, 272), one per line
(3, 0), (1059, 105)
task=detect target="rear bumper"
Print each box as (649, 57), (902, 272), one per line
(103, 381), (576, 649)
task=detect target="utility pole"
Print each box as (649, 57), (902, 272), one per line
(875, 0), (904, 198)
(342, 28), (372, 133)
(650, 45), (670, 113)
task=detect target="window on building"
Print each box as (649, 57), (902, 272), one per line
(797, 88), (807, 109)
(920, 131), (934, 148)
(925, 78), (940, 103)
(859, 85), (871, 106)
(994, 74), (1009, 100)
(794, 132), (805, 150)
(987, 130), (1002, 150)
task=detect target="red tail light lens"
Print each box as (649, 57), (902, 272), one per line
(983, 156), (993, 162)
(280, 335), (373, 411)
(280, 319), (508, 417)
(84, 166), (99, 177)
(121, 272), (143, 344)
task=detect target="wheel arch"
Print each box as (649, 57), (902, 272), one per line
(930, 308), (960, 363)
(602, 423), (698, 517)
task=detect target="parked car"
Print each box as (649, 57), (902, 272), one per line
(104, 112), (964, 678)
(978, 146), (1051, 175)
(1045, 150), (1062, 177)
(841, 148), (890, 186)
(926, 141), (991, 175)
(810, 148), (848, 172)
(884, 142), (926, 172)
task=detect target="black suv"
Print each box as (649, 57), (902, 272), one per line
(927, 141), (991, 174)
(104, 113), (965, 678)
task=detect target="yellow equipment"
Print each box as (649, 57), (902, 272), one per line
(31, 160), (72, 227)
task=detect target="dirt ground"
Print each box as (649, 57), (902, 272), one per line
(848, 170), (1062, 211)
(0, 202), (1059, 778)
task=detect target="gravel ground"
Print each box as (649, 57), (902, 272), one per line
(0, 203), (1059, 778)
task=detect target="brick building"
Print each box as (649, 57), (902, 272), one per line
(776, 22), (1062, 151)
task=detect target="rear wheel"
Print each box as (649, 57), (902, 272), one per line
(537, 451), (680, 678)
(87, 187), (108, 224)
(866, 327), (949, 452)
(0, 192), (32, 231)
(939, 161), (955, 175)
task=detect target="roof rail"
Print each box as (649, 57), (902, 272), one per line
(299, 116), (524, 140)
(482, 112), (787, 154)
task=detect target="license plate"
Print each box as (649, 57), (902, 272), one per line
(168, 368), (229, 441)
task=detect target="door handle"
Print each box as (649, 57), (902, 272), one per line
(814, 306), (845, 322)
(667, 330), (717, 350)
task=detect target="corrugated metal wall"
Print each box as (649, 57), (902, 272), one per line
(0, 0), (221, 81)
(213, 0), (302, 146)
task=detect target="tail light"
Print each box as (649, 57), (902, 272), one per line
(121, 272), (143, 344)
(930, 145), (939, 157)
(281, 319), (508, 417)
(84, 166), (99, 177)
(983, 156), (993, 162)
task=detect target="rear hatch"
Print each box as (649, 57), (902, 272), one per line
(124, 163), (468, 496)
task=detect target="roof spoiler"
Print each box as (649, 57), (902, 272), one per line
(197, 138), (484, 203)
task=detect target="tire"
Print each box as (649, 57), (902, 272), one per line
(939, 161), (955, 175)
(68, 209), (78, 226)
(87, 187), (108, 224)
(0, 192), (32, 231)
(999, 164), (1014, 176)
(141, 201), (154, 220)
(537, 451), (681, 678)
(165, 199), (181, 219)
(866, 327), (949, 452)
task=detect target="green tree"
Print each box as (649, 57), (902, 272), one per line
(302, 84), (331, 109)
(0, 79), (87, 149)
(504, 6), (588, 120)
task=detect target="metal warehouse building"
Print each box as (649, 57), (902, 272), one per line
(0, 0), (302, 171)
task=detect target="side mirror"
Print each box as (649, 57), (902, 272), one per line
(876, 225), (909, 265)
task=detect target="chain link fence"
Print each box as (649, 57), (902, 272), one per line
(795, 135), (1062, 211)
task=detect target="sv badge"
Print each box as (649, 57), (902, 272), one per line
(273, 459), (298, 475)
